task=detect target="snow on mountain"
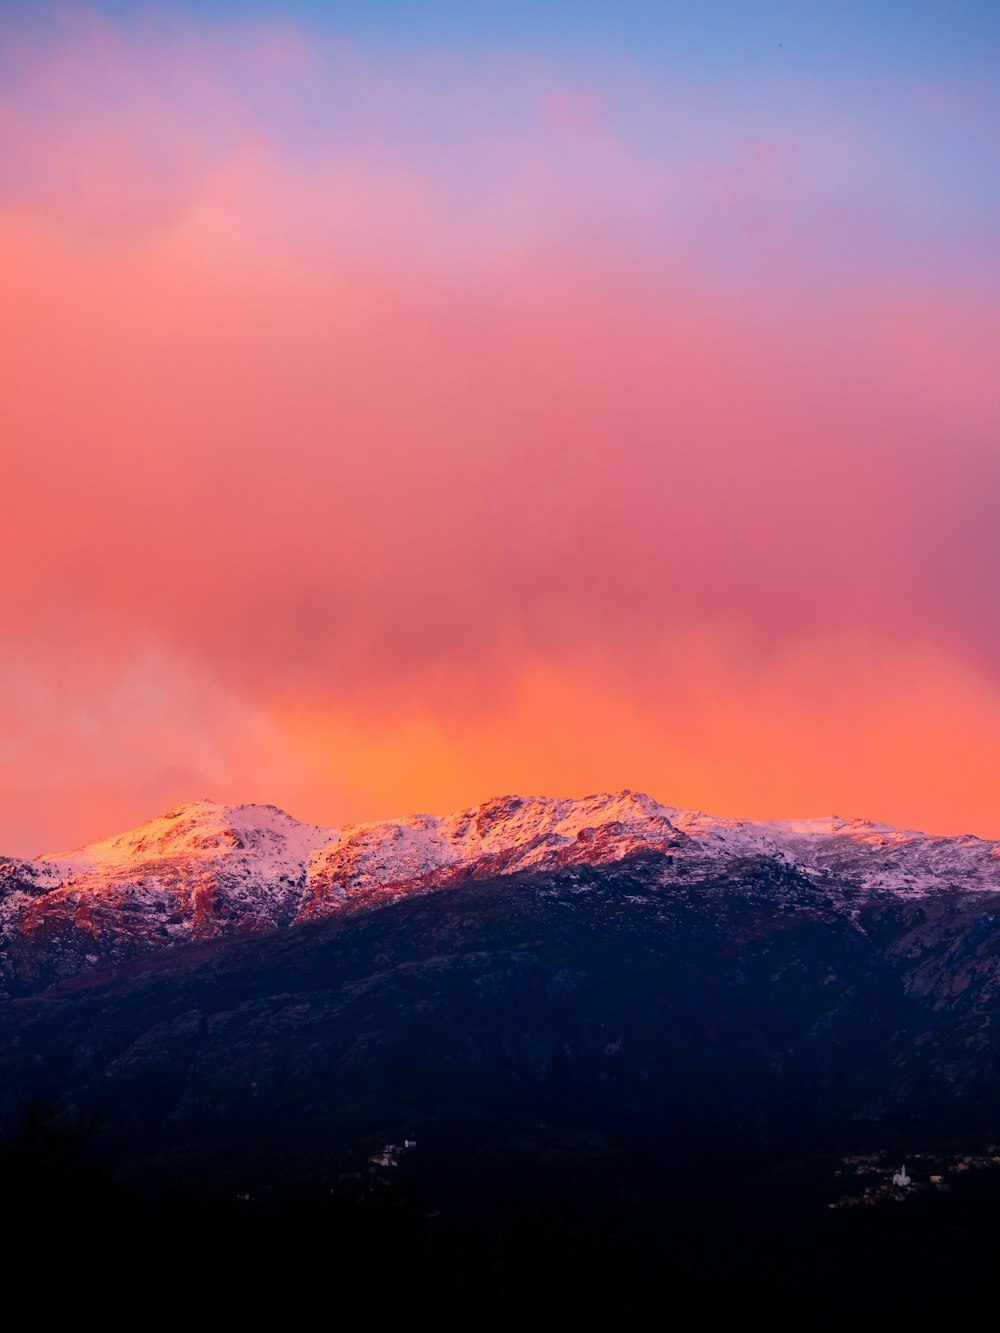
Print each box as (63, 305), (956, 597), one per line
(38, 799), (334, 883)
(1, 790), (997, 991)
(300, 790), (687, 917)
(662, 807), (1000, 894)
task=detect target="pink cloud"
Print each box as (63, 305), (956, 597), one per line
(1, 8), (998, 851)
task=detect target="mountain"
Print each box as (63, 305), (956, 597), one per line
(2, 790), (1000, 1216)
(2, 789), (998, 996)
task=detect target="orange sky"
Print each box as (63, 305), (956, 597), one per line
(1, 9), (999, 854)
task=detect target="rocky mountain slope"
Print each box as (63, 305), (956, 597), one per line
(2, 790), (998, 995)
(3, 791), (1000, 1203)
(2, 847), (1000, 1200)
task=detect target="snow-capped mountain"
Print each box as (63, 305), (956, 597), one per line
(1, 789), (998, 993)
(4, 788), (1000, 1216)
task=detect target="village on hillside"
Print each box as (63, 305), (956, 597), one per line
(369, 1139), (418, 1170)
(829, 1146), (1000, 1209)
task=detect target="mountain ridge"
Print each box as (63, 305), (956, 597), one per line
(3, 789), (1000, 1212)
(1, 789), (997, 996)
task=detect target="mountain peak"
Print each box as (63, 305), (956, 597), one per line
(4, 790), (998, 997)
(161, 798), (221, 819)
(37, 798), (334, 878)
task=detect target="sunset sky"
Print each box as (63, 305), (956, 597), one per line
(2, 2), (999, 855)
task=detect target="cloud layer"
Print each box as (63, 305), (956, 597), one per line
(2, 8), (999, 852)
